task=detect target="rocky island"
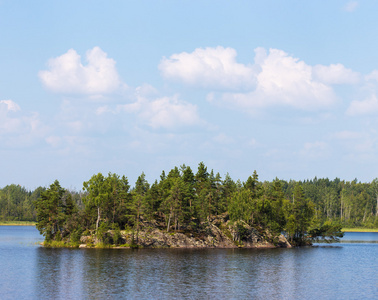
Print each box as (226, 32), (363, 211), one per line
(35, 164), (343, 249)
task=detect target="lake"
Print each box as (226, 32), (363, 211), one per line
(0, 226), (377, 299)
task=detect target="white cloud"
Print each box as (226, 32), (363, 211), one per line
(120, 95), (201, 129)
(344, 70), (378, 116)
(312, 63), (360, 85)
(222, 48), (337, 111)
(161, 47), (346, 111)
(344, 1), (359, 12)
(0, 100), (23, 133)
(94, 90), (202, 130)
(365, 70), (378, 82)
(39, 47), (122, 95)
(145, 97), (194, 129)
(0, 99), (20, 112)
(0, 100), (47, 146)
(346, 94), (378, 116)
(159, 46), (256, 90)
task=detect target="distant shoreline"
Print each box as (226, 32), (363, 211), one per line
(342, 228), (378, 232)
(0, 222), (36, 226)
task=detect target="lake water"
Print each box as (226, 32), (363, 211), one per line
(0, 226), (377, 299)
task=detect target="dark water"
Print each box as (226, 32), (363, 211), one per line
(0, 227), (377, 299)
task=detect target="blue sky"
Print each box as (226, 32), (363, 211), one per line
(1, 0), (378, 189)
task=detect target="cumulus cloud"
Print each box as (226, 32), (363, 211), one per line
(159, 46), (256, 90)
(312, 63), (360, 85)
(223, 48), (337, 111)
(160, 47), (354, 111)
(346, 94), (378, 116)
(39, 47), (121, 95)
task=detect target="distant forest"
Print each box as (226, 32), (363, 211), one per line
(1, 163), (377, 230)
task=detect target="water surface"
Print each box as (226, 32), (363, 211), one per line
(0, 226), (377, 299)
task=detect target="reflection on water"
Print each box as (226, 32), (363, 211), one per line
(1, 227), (378, 299)
(340, 232), (378, 243)
(36, 248), (85, 299)
(33, 246), (378, 299)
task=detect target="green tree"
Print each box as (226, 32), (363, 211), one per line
(181, 165), (196, 224)
(285, 184), (315, 245)
(163, 177), (184, 232)
(194, 162), (210, 223)
(35, 180), (68, 241)
(228, 189), (254, 223)
(219, 173), (236, 213)
(83, 173), (110, 233)
(131, 172), (150, 243)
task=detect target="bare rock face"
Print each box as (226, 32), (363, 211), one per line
(112, 215), (292, 249)
(126, 223), (237, 248)
(79, 213), (292, 249)
(277, 234), (292, 248)
(80, 235), (92, 243)
(225, 221), (272, 248)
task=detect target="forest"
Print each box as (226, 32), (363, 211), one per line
(1, 163), (377, 246)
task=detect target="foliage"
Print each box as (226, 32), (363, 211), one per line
(4, 162), (377, 246)
(35, 181), (70, 240)
(308, 221), (344, 243)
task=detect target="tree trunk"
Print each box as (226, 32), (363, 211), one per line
(208, 193), (212, 223)
(96, 207), (100, 232)
(174, 214), (177, 231)
(167, 210), (172, 232)
(136, 207), (140, 244)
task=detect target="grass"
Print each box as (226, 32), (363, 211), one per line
(342, 228), (378, 232)
(0, 221), (36, 226)
(43, 240), (80, 248)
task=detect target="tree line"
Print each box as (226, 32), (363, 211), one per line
(0, 185), (43, 222)
(1, 163), (377, 244)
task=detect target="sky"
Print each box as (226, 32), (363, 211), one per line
(1, 0), (378, 190)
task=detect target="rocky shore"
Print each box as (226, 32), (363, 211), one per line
(79, 213), (292, 249)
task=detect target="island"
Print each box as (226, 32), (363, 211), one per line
(34, 163), (344, 248)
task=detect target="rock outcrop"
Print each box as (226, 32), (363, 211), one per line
(79, 213), (292, 249)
